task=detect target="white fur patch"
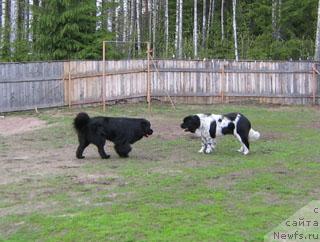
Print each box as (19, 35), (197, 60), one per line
(193, 113), (260, 155)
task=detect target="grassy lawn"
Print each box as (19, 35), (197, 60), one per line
(0, 103), (320, 241)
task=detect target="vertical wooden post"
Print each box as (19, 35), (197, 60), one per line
(102, 41), (106, 111)
(147, 42), (151, 113)
(220, 65), (225, 103)
(312, 64), (317, 105)
(68, 61), (72, 108)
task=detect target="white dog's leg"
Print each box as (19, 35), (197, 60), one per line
(237, 146), (244, 153)
(234, 133), (249, 155)
(198, 137), (206, 153)
(198, 145), (205, 153)
(204, 137), (215, 154)
(211, 139), (217, 149)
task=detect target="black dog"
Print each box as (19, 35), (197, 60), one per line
(73, 112), (153, 159)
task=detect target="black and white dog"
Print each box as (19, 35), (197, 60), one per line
(180, 113), (260, 155)
(74, 112), (153, 159)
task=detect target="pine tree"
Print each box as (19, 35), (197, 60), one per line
(33, 0), (110, 60)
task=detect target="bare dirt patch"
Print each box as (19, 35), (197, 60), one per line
(149, 117), (182, 141)
(0, 116), (47, 136)
(304, 121), (320, 129)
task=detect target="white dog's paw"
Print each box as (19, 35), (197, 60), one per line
(243, 150), (249, 155)
(237, 146), (244, 153)
(204, 146), (214, 154)
(198, 147), (205, 153)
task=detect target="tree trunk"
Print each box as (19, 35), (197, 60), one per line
(178, 0), (183, 58)
(129, 0), (135, 40)
(152, 0), (157, 56)
(26, 0), (32, 41)
(207, 0), (215, 38)
(17, 0), (25, 43)
(136, 0), (141, 54)
(232, 0), (238, 61)
(96, 0), (102, 30)
(115, 0), (120, 41)
(175, 0), (179, 55)
(201, 0), (206, 48)
(315, 0), (320, 60)
(3, 0), (11, 58)
(164, 0), (169, 57)
(122, 0), (128, 41)
(272, 0), (281, 40)
(10, 0), (17, 49)
(193, 0), (198, 58)
(272, 0), (276, 39)
(277, 0), (281, 40)
(0, 1), (2, 44)
(221, 0), (224, 41)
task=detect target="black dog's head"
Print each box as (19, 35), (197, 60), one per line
(141, 120), (153, 137)
(180, 115), (201, 133)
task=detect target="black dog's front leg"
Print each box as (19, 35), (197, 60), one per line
(114, 143), (132, 158)
(94, 141), (110, 159)
(76, 140), (89, 159)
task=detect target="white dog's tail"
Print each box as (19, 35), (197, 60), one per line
(249, 129), (260, 141)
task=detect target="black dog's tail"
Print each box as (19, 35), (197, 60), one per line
(74, 112), (90, 132)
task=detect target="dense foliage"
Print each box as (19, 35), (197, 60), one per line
(0, 0), (318, 61)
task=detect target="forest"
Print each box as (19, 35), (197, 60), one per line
(0, 0), (319, 61)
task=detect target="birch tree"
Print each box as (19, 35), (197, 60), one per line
(174, 0), (179, 54)
(0, 1), (2, 43)
(272, 0), (282, 40)
(207, 0), (215, 39)
(136, 0), (141, 54)
(129, 0), (135, 40)
(152, 0), (157, 56)
(201, 0), (207, 48)
(3, 0), (11, 58)
(315, 0), (320, 60)
(193, 0), (198, 58)
(10, 0), (17, 51)
(96, 0), (102, 29)
(178, 0), (183, 58)
(221, 0), (224, 41)
(115, 0), (120, 41)
(122, 0), (128, 41)
(232, 0), (238, 60)
(25, 0), (32, 42)
(272, 0), (276, 39)
(277, 0), (281, 40)
(164, 0), (168, 56)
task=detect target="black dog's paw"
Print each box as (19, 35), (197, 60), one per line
(76, 155), (85, 159)
(119, 153), (129, 158)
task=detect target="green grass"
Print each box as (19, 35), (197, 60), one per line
(0, 103), (320, 241)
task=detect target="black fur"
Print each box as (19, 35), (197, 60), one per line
(221, 122), (235, 135)
(209, 120), (216, 138)
(180, 115), (201, 133)
(73, 112), (153, 159)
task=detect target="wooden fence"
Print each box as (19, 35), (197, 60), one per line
(151, 60), (320, 105)
(0, 59), (319, 112)
(0, 62), (64, 112)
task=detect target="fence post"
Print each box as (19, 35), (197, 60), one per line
(68, 61), (72, 108)
(147, 42), (151, 112)
(102, 41), (106, 111)
(220, 65), (225, 103)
